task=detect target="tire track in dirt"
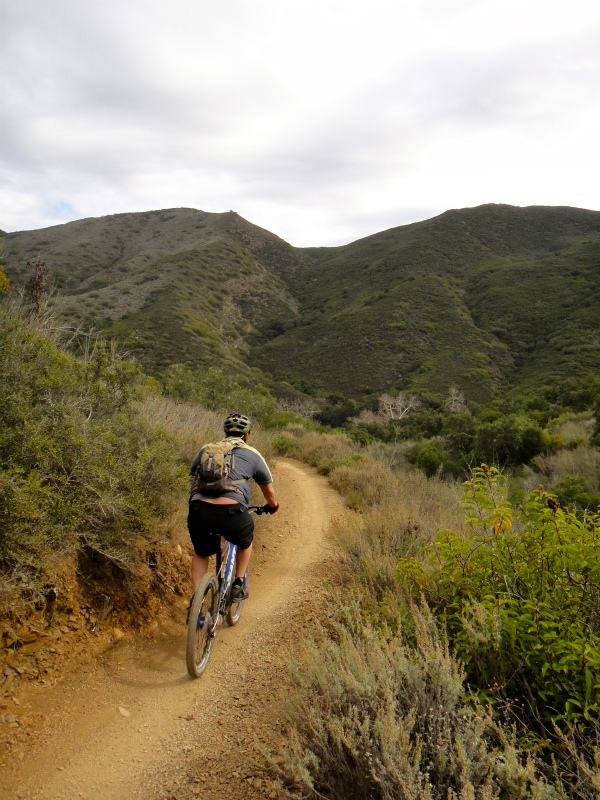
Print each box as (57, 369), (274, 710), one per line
(1, 459), (345, 800)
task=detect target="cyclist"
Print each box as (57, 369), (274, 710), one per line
(187, 412), (279, 606)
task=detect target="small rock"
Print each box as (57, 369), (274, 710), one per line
(20, 639), (47, 656)
(14, 629), (39, 644)
(118, 706), (130, 718)
(112, 628), (125, 641)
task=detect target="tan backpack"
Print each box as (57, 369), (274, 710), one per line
(192, 440), (244, 496)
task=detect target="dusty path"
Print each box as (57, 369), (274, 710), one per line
(1, 459), (345, 800)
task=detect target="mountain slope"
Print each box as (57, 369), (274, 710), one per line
(3, 204), (600, 402)
(2, 208), (308, 376)
(251, 204), (600, 401)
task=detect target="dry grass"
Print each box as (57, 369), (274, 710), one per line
(547, 413), (595, 444)
(272, 603), (555, 800)
(532, 444), (600, 492)
(272, 424), (463, 596)
(136, 392), (277, 464)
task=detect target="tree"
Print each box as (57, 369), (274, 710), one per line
(445, 386), (469, 413)
(378, 392), (421, 420)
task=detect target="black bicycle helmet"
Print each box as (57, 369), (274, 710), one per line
(224, 412), (252, 435)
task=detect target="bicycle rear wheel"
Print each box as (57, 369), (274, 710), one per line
(186, 573), (219, 679)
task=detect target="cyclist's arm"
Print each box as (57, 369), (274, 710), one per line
(259, 483), (278, 509)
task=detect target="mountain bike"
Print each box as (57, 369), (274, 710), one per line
(186, 506), (266, 679)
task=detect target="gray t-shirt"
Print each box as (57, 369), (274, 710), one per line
(189, 436), (273, 507)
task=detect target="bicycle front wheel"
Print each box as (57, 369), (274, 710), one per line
(186, 573), (219, 679)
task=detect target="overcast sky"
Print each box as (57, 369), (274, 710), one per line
(2, 1), (600, 246)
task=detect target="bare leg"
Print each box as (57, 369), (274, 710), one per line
(191, 553), (209, 592)
(235, 542), (252, 579)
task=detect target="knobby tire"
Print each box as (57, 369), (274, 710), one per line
(186, 573), (219, 679)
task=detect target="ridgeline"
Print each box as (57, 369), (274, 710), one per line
(2, 203), (600, 403)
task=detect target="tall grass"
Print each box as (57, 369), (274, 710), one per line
(137, 392), (277, 464)
(533, 445), (600, 491)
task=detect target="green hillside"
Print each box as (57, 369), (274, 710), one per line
(3, 203), (600, 403)
(1, 208), (306, 379)
(251, 204), (600, 401)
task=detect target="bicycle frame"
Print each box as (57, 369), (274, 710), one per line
(206, 537), (246, 631)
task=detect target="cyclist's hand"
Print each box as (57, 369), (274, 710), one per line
(263, 503), (279, 515)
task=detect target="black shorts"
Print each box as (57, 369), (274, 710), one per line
(187, 500), (254, 557)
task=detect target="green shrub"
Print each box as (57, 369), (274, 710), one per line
(552, 474), (600, 514)
(415, 440), (445, 477)
(272, 434), (300, 457)
(0, 302), (184, 607)
(158, 363), (298, 429)
(473, 416), (546, 466)
(396, 466), (600, 737)
(590, 401), (600, 448)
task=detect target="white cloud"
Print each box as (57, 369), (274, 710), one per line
(1, 0), (600, 245)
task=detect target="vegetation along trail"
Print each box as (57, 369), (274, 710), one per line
(1, 459), (346, 800)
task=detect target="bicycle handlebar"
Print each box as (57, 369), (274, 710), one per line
(248, 503), (279, 515)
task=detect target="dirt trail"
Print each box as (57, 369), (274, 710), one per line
(1, 459), (345, 800)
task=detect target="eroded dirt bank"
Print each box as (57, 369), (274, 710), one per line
(1, 459), (346, 800)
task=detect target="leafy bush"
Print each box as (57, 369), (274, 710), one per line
(473, 416), (546, 466)
(0, 302), (184, 609)
(552, 474), (600, 515)
(272, 434), (300, 457)
(316, 395), (358, 428)
(590, 400), (600, 448)
(158, 363), (298, 429)
(396, 467), (600, 737)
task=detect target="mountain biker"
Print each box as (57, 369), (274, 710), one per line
(187, 412), (279, 605)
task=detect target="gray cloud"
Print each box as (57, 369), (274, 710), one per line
(1, 1), (600, 245)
